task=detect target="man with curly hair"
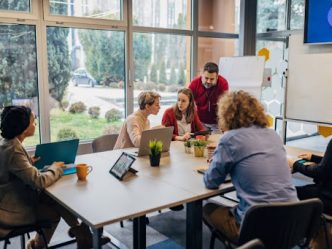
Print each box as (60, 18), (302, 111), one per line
(203, 91), (298, 243)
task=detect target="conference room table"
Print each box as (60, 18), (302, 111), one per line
(45, 136), (234, 249)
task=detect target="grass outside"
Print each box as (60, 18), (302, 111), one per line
(24, 108), (122, 147)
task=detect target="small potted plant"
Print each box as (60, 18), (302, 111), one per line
(149, 139), (163, 166)
(184, 140), (192, 153)
(192, 140), (208, 157)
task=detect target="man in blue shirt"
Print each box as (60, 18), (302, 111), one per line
(203, 91), (298, 243)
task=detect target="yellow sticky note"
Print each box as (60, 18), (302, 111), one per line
(318, 126), (332, 137)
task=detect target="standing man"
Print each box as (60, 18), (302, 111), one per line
(189, 62), (228, 132)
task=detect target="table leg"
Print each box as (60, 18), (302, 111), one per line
(133, 215), (146, 249)
(186, 200), (203, 249)
(92, 227), (103, 249)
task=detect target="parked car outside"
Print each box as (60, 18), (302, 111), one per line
(72, 68), (97, 87)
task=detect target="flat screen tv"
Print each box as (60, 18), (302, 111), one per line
(304, 0), (332, 44)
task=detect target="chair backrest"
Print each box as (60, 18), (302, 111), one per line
(238, 198), (323, 249)
(237, 239), (265, 249)
(92, 134), (119, 153)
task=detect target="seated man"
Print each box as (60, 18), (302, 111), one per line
(203, 91), (298, 243)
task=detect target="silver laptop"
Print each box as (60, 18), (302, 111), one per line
(134, 127), (174, 157)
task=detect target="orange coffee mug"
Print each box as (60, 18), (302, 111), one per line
(76, 163), (93, 181)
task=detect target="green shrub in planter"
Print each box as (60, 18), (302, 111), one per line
(57, 128), (78, 141)
(105, 108), (122, 122)
(88, 106), (100, 119)
(69, 101), (86, 114)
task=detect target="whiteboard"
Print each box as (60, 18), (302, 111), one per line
(286, 34), (332, 124)
(219, 56), (265, 99)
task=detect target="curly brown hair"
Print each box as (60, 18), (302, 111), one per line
(217, 90), (268, 131)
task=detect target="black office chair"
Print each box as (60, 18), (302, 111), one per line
(236, 239), (265, 249)
(207, 198), (323, 249)
(0, 223), (49, 249)
(92, 134), (118, 153)
(322, 213), (332, 249)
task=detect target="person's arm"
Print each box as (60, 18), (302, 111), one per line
(293, 139), (332, 180)
(127, 116), (144, 147)
(10, 146), (63, 190)
(162, 109), (178, 140)
(203, 141), (233, 189)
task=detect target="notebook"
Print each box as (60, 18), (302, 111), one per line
(131, 127), (174, 157)
(34, 139), (79, 175)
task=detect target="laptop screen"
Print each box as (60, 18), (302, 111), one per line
(34, 139), (79, 170)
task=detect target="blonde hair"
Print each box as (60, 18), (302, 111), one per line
(138, 91), (161, 110)
(217, 90), (268, 131)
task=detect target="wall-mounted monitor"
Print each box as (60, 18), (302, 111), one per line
(304, 0), (332, 44)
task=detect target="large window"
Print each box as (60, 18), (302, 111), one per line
(0, 23), (39, 146)
(290, 0), (305, 30)
(133, 0), (191, 30)
(0, 0), (31, 12)
(49, 0), (122, 20)
(133, 32), (191, 127)
(0, 0), (241, 148)
(257, 0), (286, 32)
(197, 37), (238, 76)
(47, 27), (125, 141)
(198, 0), (240, 33)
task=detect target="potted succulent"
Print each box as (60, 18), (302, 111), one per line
(149, 140), (163, 166)
(184, 140), (192, 153)
(192, 140), (208, 157)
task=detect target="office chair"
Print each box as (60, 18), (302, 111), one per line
(322, 213), (332, 249)
(206, 198), (323, 249)
(92, 134), (118, 153)
(236, 239), (265, 249)
(0, 223), (49, 249)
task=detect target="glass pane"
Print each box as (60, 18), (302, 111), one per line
(133, 32), (191, 126)
(49, 0), (122, 20)
(47, 27), (125, 142)
(198, 0), (240, 33)
(257, 0), (286, 33)
(285, 121), (329, 153)
(256, 40), (285, 117)
(0, 23), (39, 146)
(0, 0), (30, 12)
(133, 0), (191, 30)
(290, 0), (304, 30)
(197, 37), (239, 76)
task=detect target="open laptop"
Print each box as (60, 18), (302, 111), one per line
(131, 127), (174, 157)
(34, 139), (79, 175)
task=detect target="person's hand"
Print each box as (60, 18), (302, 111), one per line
(298, 153), (312, 160)
(53, 161), (65, 167)
(31, 156), (40, 165)
(287, 157), (296, 171)
(182, 132), (191, 141)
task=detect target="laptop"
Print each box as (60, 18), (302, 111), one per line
(131, 127), (174, 157)
(34, 139), (79, 175)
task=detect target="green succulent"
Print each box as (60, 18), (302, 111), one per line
(184, 140), (192, 147)
(149, 140), (163, 157)
(192, 140), (208, 147)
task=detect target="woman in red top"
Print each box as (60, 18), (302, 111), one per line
(162, 88), (205, 141)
